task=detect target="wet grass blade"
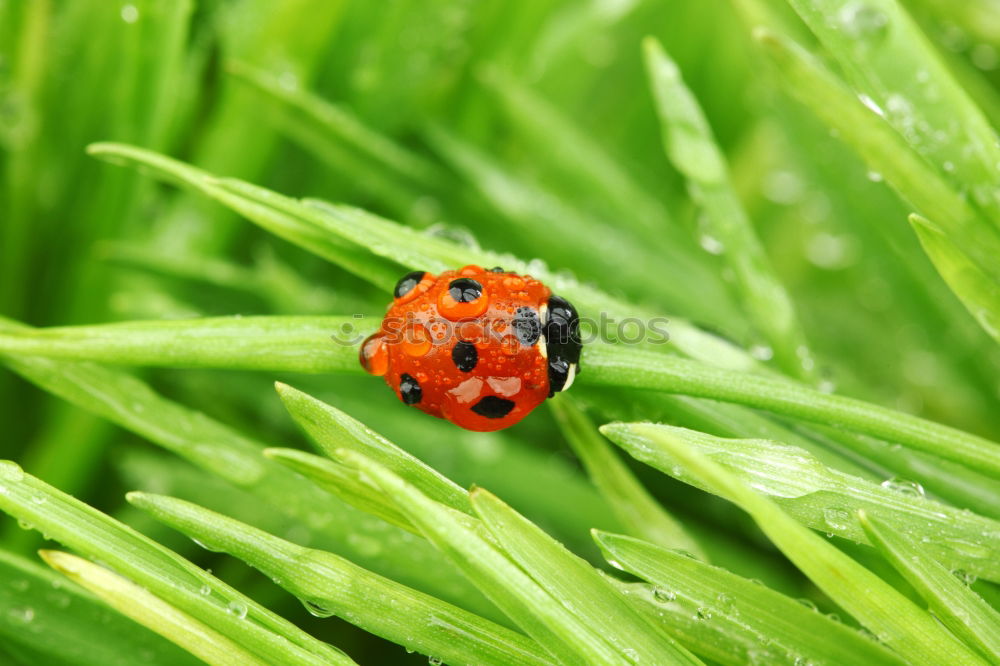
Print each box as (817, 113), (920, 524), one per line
(602, 423), (1000, 580)
(276, 382), (472, 513)
(600, 422), (986, 665)
(754, 29), (1000, 287)
(0, 462), (353, 665)
(343, 451), (632, 665)
(910, 214), (1000, 345)
(643, 37), (815, 380)
(39, 550), (267, 666)
(0, 316), (364, 373)
(0, 324), (491, 614)
(0, 547), (199, 666)
(548, 396), (705, 559)
(859, 511), (1000, 661)
(470, 487), (703, 665)
(593, 531), (905, 666)
(781, 0), (1000, 230)
(263, 447), (416, 533)
(86, 141), (763, 371)
(583, 343), (1000, 478)
(128, 492), (554, 666)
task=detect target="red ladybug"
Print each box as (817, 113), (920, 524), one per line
(359, 265), (581, 431)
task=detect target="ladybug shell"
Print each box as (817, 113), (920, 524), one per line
(360, 265), (551, 431)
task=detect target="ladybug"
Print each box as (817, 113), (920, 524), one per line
(359, 265), (582, 431)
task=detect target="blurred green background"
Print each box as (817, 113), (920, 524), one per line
(3, 0), (1000, 661)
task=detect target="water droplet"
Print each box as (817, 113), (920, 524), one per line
(858, 94), (885, 117)
(16, 519), (33, 531)
(796, 598), (818, 612)
(879, 477), (925, 497)
(750, 344), (774, 361)
(120, 4), (139, 23)
(8, 607), (34, 624)
(651, 587), (676, 603)
(699, 233), (725, 255)
(972, 44), (999, 71)
(866, 170), (884, 182)
(428, 658), (443, 666)
(838, 3), (889, 40)
(822, 507), (852, 532)
(695, 607), (713, 620)
(199, 585), (211, 596)
(302, 599), (335, 618)
(226, 601), (248, 619)
(951, 569), (977, 586)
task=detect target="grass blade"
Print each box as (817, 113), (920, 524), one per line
(859, 511), (1000, 661)
(0, 547), (198, 666)
(263, 447), (416, 534)
(593, 531), (905, 666)
(276, 382), (472, 512)
(600, 422), (987, 665)
(342, 450), (629, 665)
(754, 28), (1000, 287)
(782, 0), (1000, 230)
(39, 550), (267, 666)
(470, 487), (703, 665)
(0, 316), (364, 373)
(643, 37), (815, 380)
(0, 325), (491, 614)
(548, 396), (705, 559)
(603, 423), (1000, 580)
(583, 343), (1000, 477)
(86, 141), (763, 371)
(128, 492), (554, 666)
(0, 461), (353, 665)
(910, 214), (1000, 344)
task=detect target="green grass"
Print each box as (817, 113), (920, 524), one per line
(2, 1), (1000, 664)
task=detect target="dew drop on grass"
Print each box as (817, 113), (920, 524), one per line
(302, 599), (335, 618)
(428, 658), (443, 666)
(950, 569), (977, 586)
(822, 507), (851, 532)
(199, 585), (211, 596)
(750, 344), (773, 361)
(866, 171), (883, 182)
(796, 598), (818, 612)
(879, 477), (925, 497)
(652, 587), (676, 603)
(120, 4), (139, 23)
(226, 601), (248, 619)
(694, 607), (713, 620)
(698, 233), (725, 255)
(838, 3), (889, 40)
(8, 607), (34, 625)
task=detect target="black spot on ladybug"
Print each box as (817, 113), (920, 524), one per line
(399, 373), (422, 404)
(544, 294), (582, 365)
(471, 395), (515, 419)
(513, 307), (541, 346)
(448, 278), (483, 303)
(394, 271), (426, 299)
(547, 357), (570, 397)
(488, 266), (505, 273)
(451, 341), (478, 372)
